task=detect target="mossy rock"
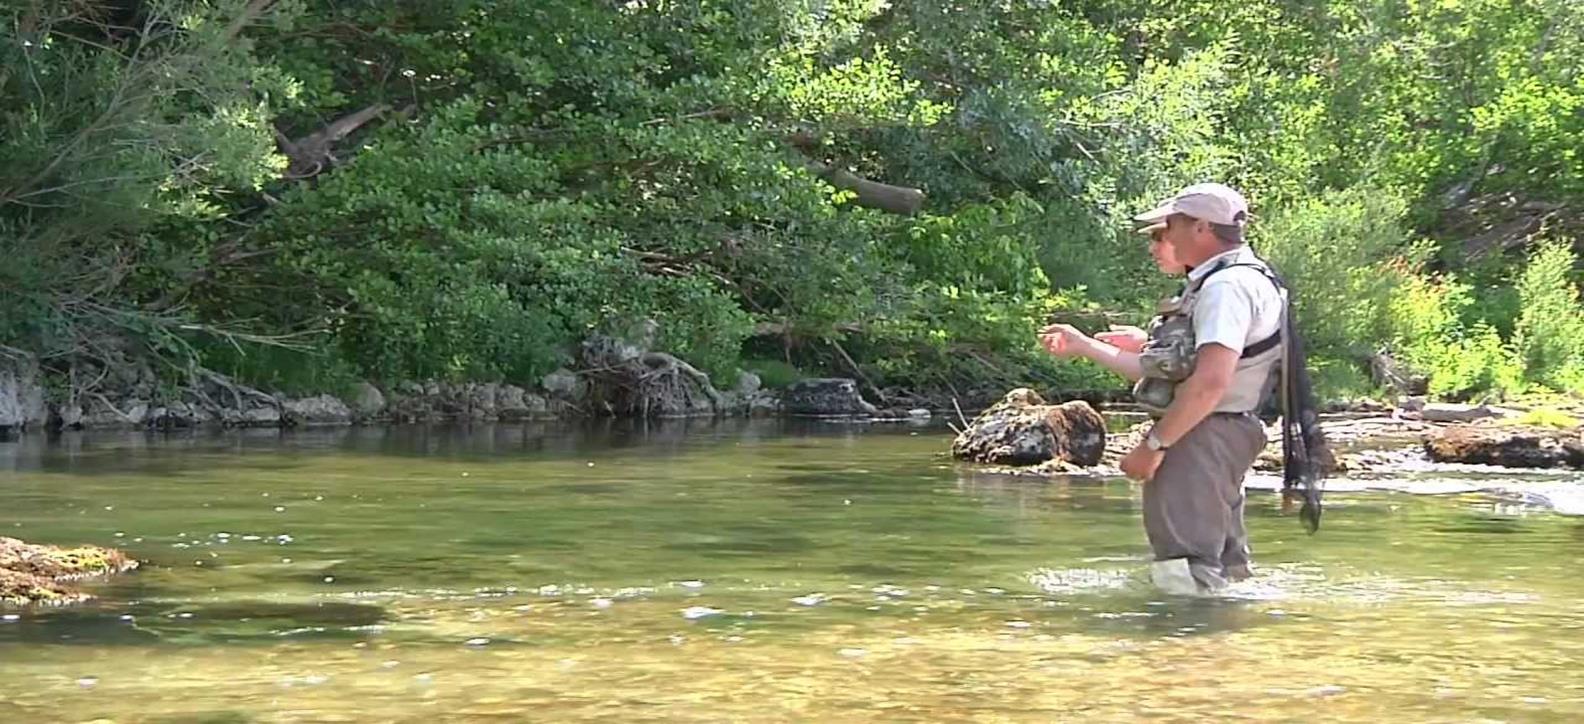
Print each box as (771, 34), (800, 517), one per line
(0, 568), (84, 605)
(0, 537), (137, 605)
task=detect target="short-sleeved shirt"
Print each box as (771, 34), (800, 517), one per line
(1186, 247), (1285, 413)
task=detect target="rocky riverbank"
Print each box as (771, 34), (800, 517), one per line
(0, 333), (949, 436)
(954, 389), (1584, 478)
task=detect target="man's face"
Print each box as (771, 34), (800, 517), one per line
(1148, 230), (1186, 276)
(1160, 213), (1201, 259)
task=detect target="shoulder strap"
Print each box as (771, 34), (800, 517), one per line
(1196, 260), (1286, 292)
(1192, 259), (1286, 359)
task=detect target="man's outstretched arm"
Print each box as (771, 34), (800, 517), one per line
(1039, 323), (1145, 382)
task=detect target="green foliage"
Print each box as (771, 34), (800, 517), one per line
(7, 0), (1584, 403)
(1433, 322), (1527, 401)
(741, 359), (804, 390)
(1507, 407), (1582, 430)
(1511, 238), (1584, 391)
(1, 1), (290, 370)
(1256, 188), (1426, 360)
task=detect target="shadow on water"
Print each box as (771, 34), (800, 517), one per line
(0, 599), (388, 647)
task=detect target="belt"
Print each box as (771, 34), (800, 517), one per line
(1146, 410), (1256, 422)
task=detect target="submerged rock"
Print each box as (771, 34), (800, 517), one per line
(951, 389), (1106, 467)
(0, 537), (138, 605)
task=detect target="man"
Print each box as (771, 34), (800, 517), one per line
(1040, 183), (1284, 594)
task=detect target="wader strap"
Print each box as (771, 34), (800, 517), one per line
(1195, 259), (1284, 360)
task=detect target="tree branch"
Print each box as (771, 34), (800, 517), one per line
(276, 103), (391, 178)
(805, 160), (925, 216)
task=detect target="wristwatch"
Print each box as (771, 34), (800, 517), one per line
(1145, 430), (1170, 451)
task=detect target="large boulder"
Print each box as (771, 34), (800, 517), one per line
(350, 382), (386, 419)
(1425, 424), (1584, 469)
(0, 358), (46, 432)
(781, 378), (877, 417)
(496, 384), (549, 421)
(0, 366), (25, 432)
(951, 389), (1107, 467)
(282, 394), (353, 426)
(733, 370), (762, 396)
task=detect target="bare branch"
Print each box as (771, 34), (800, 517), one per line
(277, 103), (391, 178)
(805, 160), (926, 216)
(222, 0), (280, 43)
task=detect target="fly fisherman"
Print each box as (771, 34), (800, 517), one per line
(1039, 183), (1327, 595)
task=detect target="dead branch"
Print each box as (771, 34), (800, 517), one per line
(276, 103), (391, 179)
(828, 338), (887, 405)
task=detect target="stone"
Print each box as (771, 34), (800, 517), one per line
(122, 401), (149, 426)
(715, 391), (744, 415)
(52, 401), (83, 429)
(1414, 403), (1512, 423)
(350, 382), (385, 418)
(282, 395), (353, 426)
(0, 363), (24, 430)
(734, 370), (762, 396)
(80, 397), (148, 428)
(1425, 425), (1584, 469)
(542, 368), (584, 399)
(0, 536), (138, 605)
(781, 378), (872, 417)
(467, 383), (499, 419)
(747, 390), (780, 416)
(240, 406), (282, 426)
(951, 389), (1107, 467)
(496, 385), (548, 421)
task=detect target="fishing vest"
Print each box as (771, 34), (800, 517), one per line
(1132, 259), (1285, 415)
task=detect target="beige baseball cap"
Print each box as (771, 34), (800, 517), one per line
(1136, 221), (1167, 236)
(1134, 183), (1249, 226)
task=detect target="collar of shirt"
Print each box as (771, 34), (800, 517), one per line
(1186, 246), (1255, 284)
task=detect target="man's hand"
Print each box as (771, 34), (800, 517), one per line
(1038, 323), (1092, 359)
(1095, 325), (1147, 353)
(1119, 441), (1165, 482)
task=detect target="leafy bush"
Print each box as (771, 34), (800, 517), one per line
(1511, 238), (1584, 392)
(1255, 188), (1425, 362)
